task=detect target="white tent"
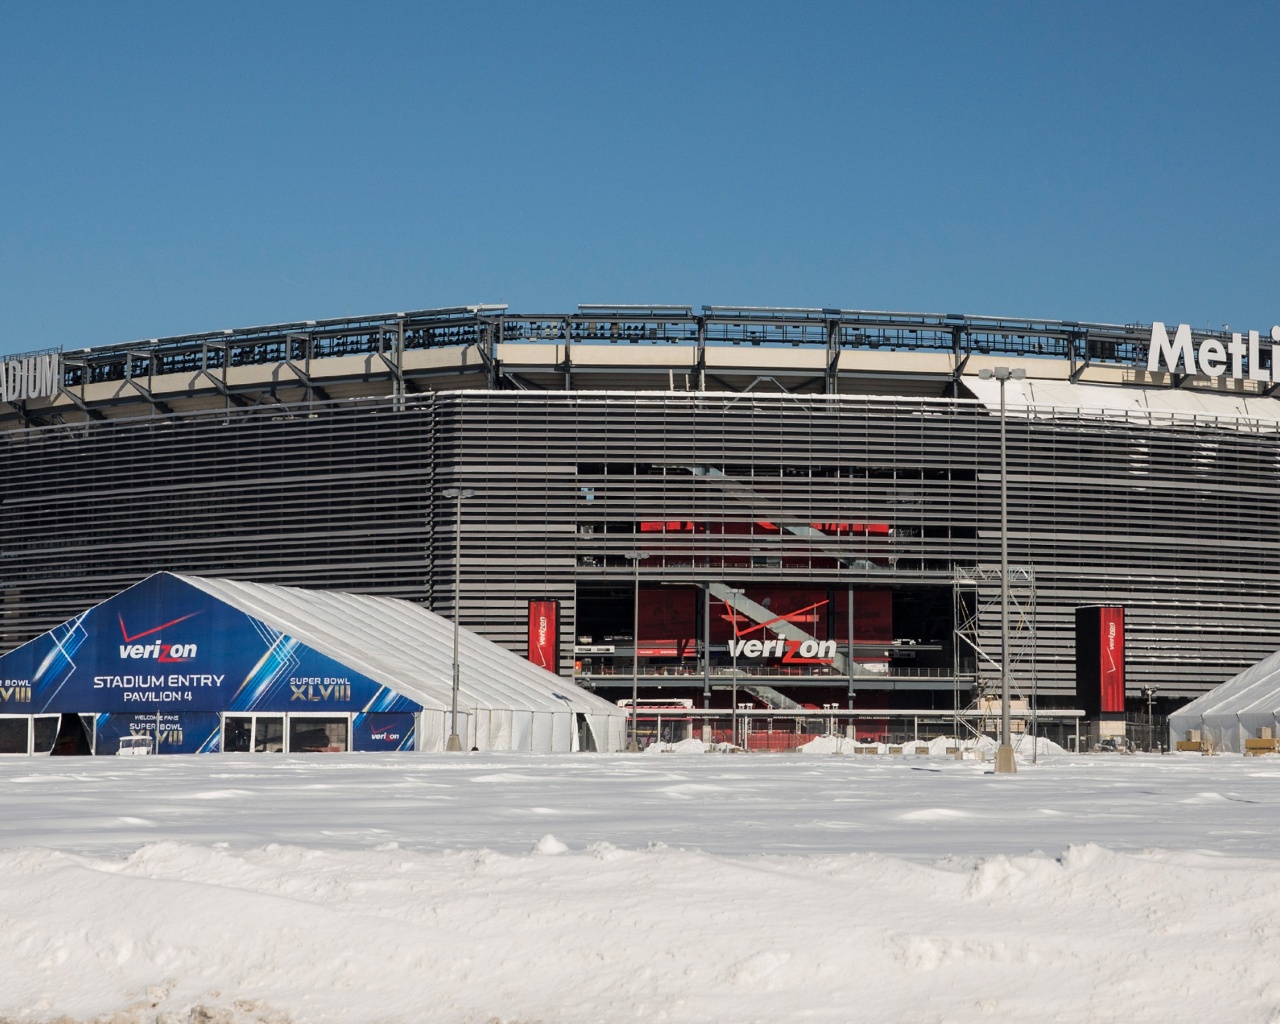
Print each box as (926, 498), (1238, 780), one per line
(178, 574), (628, 753)
(1168, 650), (1280, 753)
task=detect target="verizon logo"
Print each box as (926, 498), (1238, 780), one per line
(117, 611), (201, 662)
(119, 642), (197, 662)
(727, 638), (837, 663)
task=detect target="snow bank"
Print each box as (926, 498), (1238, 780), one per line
(5, 839), (1280, 1023)
(921, 734), (1067, 758)
(642, 737), (711, 754)
(799, 734), (1067, 758)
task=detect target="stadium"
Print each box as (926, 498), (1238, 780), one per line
(2, 303), (1279, 749)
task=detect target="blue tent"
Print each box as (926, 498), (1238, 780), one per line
(0, 573), (626, 755)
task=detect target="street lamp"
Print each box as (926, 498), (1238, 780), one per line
(442, 486), (475, 752)
(624, 551), (649, 752)
(1142, 685), (1158, 752)
(724, 587), (744, 748)
(702, 586), (712, 743)
(978, 365), (1025, 775)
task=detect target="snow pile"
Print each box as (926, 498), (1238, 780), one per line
(1014, 733), (1069, 757)
(5, 839), (1280, 1023)
(922, 734), (1067, 758)
(799, 735), (925, 755)
(2, 753), (1279, 1022)
(799, 734), (1067, 758)
(643, 737), (710, 754)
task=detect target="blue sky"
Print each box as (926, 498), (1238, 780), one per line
(1, 2), (1277, 355)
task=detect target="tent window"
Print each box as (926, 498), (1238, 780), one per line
(253, 717), (285, 753)
(33, 716), (59, 754)
(224, 716), (252, 752)
(289, 717), (348, 753)
(0, 718), (26, 754)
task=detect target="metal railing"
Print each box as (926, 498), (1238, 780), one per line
(624, 707), (1085, 753)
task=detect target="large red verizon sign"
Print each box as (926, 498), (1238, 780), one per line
(1075, 606), (1124, 716)
(1098, 606), (1125, 714)
(527, 600), (560, 673)
(636, 586), (892, 662)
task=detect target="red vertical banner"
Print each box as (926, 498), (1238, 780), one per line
(527, 600), (560, 673)
(1098, 606), (1125, 714)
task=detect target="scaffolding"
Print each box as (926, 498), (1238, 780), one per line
(952, 566), (1037, 742)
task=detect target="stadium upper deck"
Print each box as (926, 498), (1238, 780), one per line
(1, 303), (1266, 429)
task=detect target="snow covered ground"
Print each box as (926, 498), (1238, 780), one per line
(2, 748), (1279, 1023)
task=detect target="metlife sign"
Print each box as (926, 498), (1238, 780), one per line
(1146, 322), (1280, 382)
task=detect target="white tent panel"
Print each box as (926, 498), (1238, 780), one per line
(553, 712), (573, 753)
(419, 711), (446, 753)
(490, 709), (512, 751)
(473, 708), (492, 751)
(1169, 648), (1280, 753)
(532, 712), (554, 754)
(511, 711), (532, 752)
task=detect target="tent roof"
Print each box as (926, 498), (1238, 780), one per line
(1170, 648), (1280, 722)
(163, 573), (622, 720)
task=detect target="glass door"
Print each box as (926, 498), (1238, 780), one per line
(287, 716), (349, 753)
(252, 716), (285, 753)
(223, 716), (252, 752)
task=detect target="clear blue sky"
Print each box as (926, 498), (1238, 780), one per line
(2, 2), (1277, 355)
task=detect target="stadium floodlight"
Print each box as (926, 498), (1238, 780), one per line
(624, 551), (650, 752)
(979, 367), (1025, 773)
(442, 487), (476, 752)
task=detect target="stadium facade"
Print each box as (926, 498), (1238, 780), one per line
(3, 303), (1279, 721)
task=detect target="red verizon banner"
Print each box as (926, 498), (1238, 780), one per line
(527, 600), (560, 673)
(638, 521), (891, 536)
(1098, 606), (1125, 714)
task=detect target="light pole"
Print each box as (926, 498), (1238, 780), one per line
(979, 366), (1025, 775)
(702, 584), (712, 743)
(725, 587), (744, 748)
(1143, 685), (1157, 752)
(442, 486), (475, 752)
(625, 551), (649, 752)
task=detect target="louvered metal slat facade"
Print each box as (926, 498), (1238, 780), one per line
(4, 386), (1278, 703)
(1, 399), (437, 649)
